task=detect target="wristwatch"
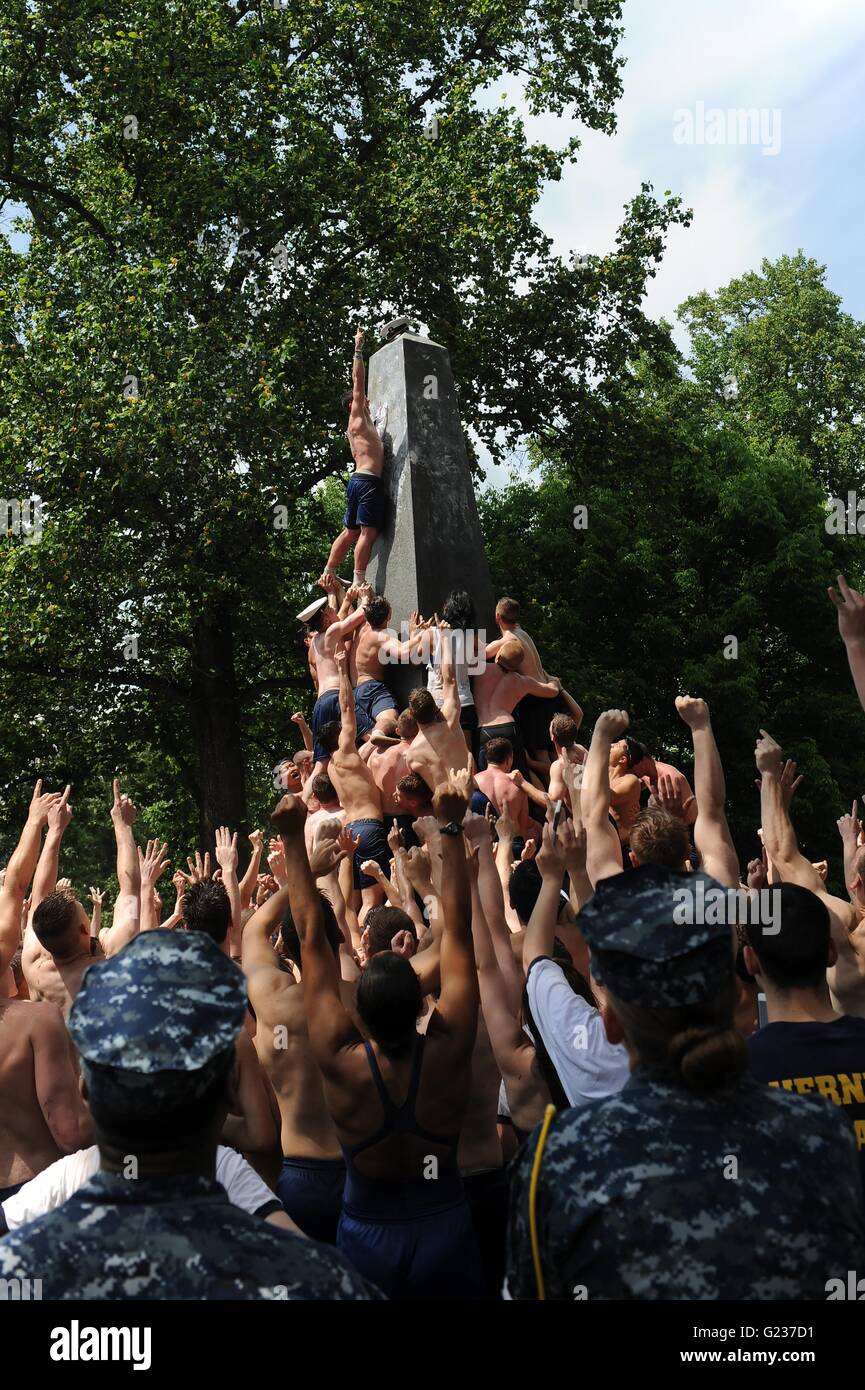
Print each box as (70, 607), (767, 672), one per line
(438, 822), (463, 837)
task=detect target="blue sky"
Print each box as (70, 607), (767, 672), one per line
(479, 0), (865, 487)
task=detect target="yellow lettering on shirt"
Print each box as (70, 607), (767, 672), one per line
(814, 1075), (842, 1104)
(838, 1074), (865, 1106)
(854, 1119), (865, 1152)
(793, 1077), (815, 1095)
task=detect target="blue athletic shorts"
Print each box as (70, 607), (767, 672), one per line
(311, 689), (341, 762)
(344, 472), (385, 530)
(337, 1198), (486, 1301)
(275, 1157), (346, 1245)
(347, 817), (391, 889)
(355, 679), (397, 727)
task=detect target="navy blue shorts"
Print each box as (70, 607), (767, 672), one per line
(276, 1157), (346, 1245)
(311, 689), (341, 762)
(348, 817), (391, 889)
(337, 1198), (486, 1301)
(355, 679), (397, 727)
(344, 472), (385, 530)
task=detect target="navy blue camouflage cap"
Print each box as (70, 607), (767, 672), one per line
(578, 864), (734, 1008)
(68, 929), (247, 1114)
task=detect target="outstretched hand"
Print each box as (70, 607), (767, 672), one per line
(828, 574), (865, 646)
(755, 729), (783, 776)
(215, 826), (239, 875)
(110, 777), (138, 827)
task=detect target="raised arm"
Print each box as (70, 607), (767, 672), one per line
(138, 840), (170, 933)
(469, 851), (535, 1076)
(582, 710), (626, 886)
(272, 795), (358, 1059)
(431, 772), (479, 1048)
(335, 648), (357, 751)
(291, 712), (313, 753)
(215, 826), (242, 957)
(351, 325), (366, 411)
(463, 815), (523, 1011)
(757, 731), (865, 1011)
(33, 1004), (94, 1153)
(30, 786), (73, 915)
(240, 830), (264, 910)
(439, 625), (461, 730)
(523, 819), (567, 970)
(99, 778), (141, 956)
(1, 782), (61, 971)
(829, 575), (865, 716)
(676, 695), (739, 888)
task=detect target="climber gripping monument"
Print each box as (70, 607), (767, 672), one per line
(318, 326), (387, 591)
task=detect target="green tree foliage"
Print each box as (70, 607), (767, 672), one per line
(0, 0), (686, 878)
(481, 256), (865, 884)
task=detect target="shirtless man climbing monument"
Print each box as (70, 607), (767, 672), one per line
(407, 626), (474, 793)
(319, 327), (386, 589)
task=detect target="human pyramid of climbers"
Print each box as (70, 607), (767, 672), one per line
(2, 326), (865, 1302)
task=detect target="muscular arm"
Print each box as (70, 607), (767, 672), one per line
(30, 792), (72, 914)
(582, 712), (626, 886)
(523, 823), (566, 971)
(336, 652), (357, 752)
(677, 696), (739, 888)
(276, 801), (358, 1059)
(470, 872), (533, 1076)
(829, 576), (865, 716)
(757, 732), (865, 1011)
(0, 783), (59, 970)
(433, 782), (479, 1048)
(325, 606), (367, 648)
(99, 780), (141, 957)
(240, 834), (264, 910)
(33, 1006), (94, 1153)
(440, 628), (461, 730)
(221, 1031), (281, 1176)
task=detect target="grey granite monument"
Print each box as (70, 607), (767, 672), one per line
(365, 326), (496, 705)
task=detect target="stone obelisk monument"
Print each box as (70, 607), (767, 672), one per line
(366, 322), (496, 703)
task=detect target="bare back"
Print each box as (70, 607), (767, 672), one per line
(328, 744), (383, 823)
(409, 720), (472, 793)
(369, 741), (412, 815)
(351, 625), (388, 686)
(317, 1010), (474, 1182)
(22, 941), (100, 1017)
(250, 975), (352, 1160)
(0, 999), (81, 1187)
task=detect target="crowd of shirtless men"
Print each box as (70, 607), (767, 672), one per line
(1, 324), (865, 1302)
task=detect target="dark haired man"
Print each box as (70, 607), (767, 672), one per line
(319, 327), (386, 589)
(474, 737), (541, 854)
(306, 580), (371, 765)
(548, 713), (587, 809)
(407, 629), (474, 792)
(23, 779), (141, 1014)
(243, 863), (357, 1245)
(473, 638), (559, 779)
(485, 596), (583, 774)
(0, 930), (379, 1298)
(328, 650), (390, 918)
(349, 592), (418, 744)
(745, 882), (865, 1172)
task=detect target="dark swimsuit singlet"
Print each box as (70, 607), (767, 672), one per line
(341, 1032), (464, 1219)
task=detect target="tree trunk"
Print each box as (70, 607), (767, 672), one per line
(190, 611), (249, 851)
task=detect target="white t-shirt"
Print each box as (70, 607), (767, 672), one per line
(427, 628), (475, 708)
(1, 1144), (279, 1231)
(526, 957), (630, 1106)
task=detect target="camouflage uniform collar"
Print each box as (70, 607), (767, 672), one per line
(76, 1171), (227, 1204)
